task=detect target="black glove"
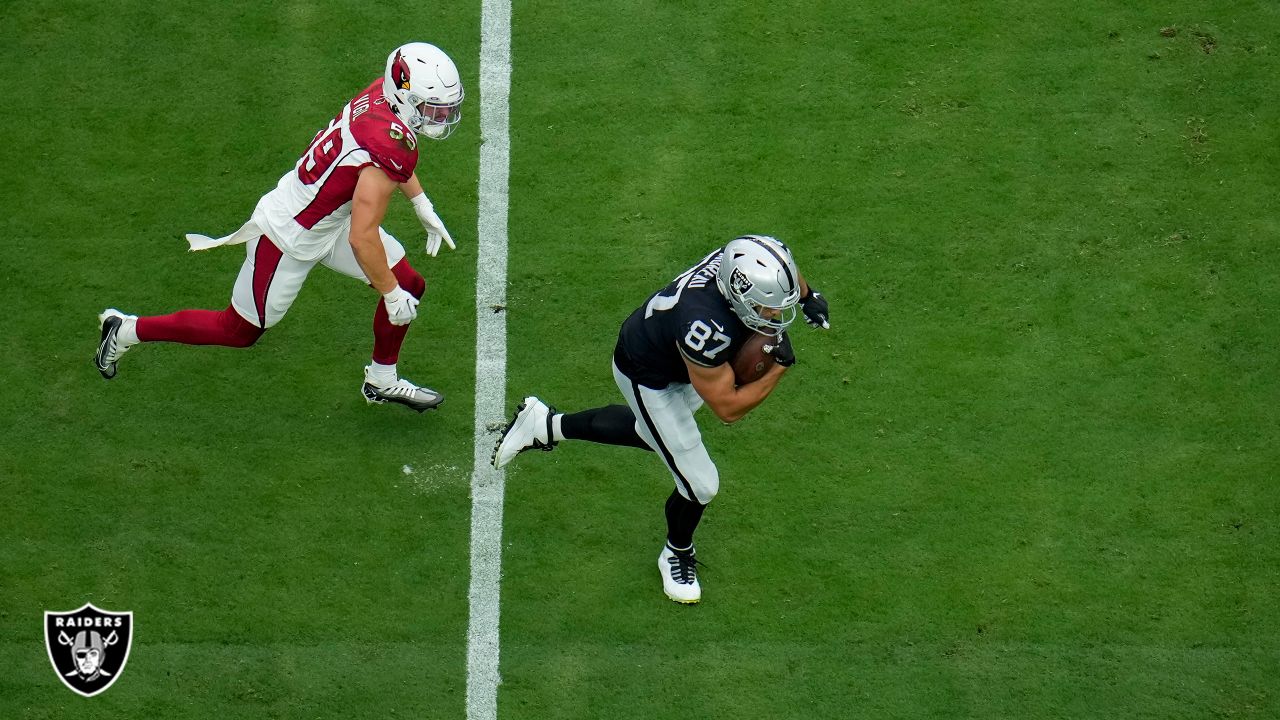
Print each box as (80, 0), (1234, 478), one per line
(800, 290), (829, 329)
(769, 331), (796, 367)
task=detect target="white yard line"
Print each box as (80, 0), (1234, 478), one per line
(467, 1), (512, 719)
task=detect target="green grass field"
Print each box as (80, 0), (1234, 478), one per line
(3, 1), (1278, 718)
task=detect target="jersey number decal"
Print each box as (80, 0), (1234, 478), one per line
(684, 320), (731, 359)
(388, 121), (417, 150)
(298, 126), (344, 185)
(645, 249), (722, 319)
(645, 266), (698, 319)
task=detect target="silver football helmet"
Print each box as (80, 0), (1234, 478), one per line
(384, 43), (464, 139)
(716, 235), (801, 335)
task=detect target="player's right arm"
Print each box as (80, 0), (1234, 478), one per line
(684, 354), (787, 424)
(349, 166), (399, 294)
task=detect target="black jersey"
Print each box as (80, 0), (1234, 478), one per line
(614, 249), (755, 389)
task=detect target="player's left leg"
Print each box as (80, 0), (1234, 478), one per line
(322, 229), (441, 412)
(662, 381), (712, 552)
(359, 256), (442, 411)
(612, 363), (718, 604)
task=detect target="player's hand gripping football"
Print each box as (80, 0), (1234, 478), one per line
(412, 194), (456, 257)
(768, 331), (796, 367)
(800, 290), (829, 329)
(382, 286), (419, 326)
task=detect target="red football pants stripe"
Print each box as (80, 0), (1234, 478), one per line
(251, 235), (284, 329)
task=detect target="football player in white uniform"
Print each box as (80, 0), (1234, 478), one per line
(493, 235), (831, 603)
(95, 43), (463, 412)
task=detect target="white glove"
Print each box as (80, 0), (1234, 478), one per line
(412, 193), (455, 256)
(382, 286), (419, 326)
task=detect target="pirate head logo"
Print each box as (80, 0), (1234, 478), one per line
(729, 267), (754, 295)
(44, 603), (133, 697)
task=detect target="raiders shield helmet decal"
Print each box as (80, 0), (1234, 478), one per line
(44, 603), (133, 697)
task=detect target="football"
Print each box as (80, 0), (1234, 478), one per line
(732, 332), (776, 385)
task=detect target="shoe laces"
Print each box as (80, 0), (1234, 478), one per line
(667, 548), (703, 585)
(102, 329), (126, 362)
(377, 379), (421, 397)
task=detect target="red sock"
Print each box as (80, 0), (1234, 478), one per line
(136, 306), (264, 348)
(372, 259), (426, 364)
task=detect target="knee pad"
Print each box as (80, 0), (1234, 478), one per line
(672, 454), (719, 504)
(691, 466), (719, 504)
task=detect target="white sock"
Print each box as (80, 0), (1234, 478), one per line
(551, 413), (564, 442)
(367, 361), (398, 385)
(118, 317), (140, 346)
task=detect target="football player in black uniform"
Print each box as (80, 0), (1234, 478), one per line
(493, 235), (830, 603)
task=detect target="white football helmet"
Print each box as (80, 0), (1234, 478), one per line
(384, 43), (464, 139)
(716, 235), (801, 335)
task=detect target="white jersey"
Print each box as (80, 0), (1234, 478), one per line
(251, 79), (419, 262)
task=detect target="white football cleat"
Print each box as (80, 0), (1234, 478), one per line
(491, 396), (556, 468)
(659, 543), (702, 604)
(360, 367), (444, 412)
(95, 308), (137, 380)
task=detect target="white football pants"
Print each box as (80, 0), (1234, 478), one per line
(612, 360), (719, 504)
(230, 229), (406, 329)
